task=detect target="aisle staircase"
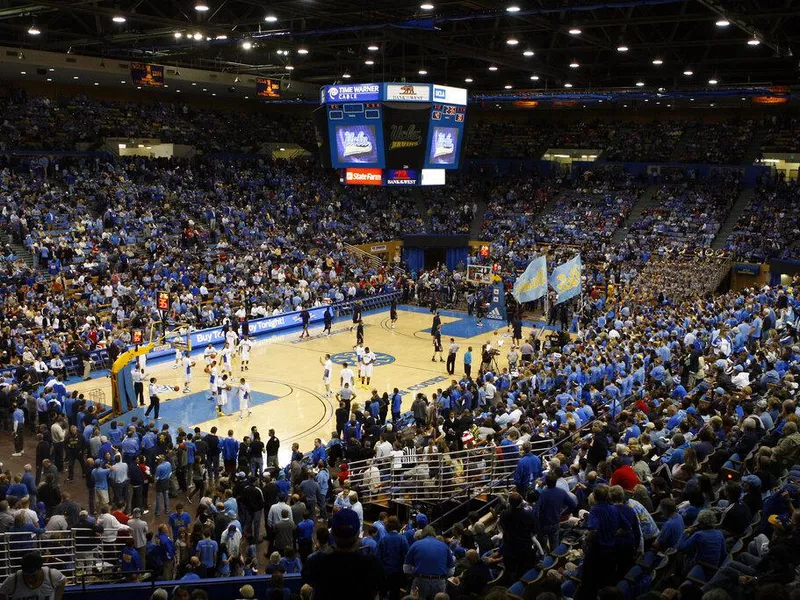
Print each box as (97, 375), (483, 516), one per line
(711, 187), (755, 250)
(611, 183), (661, 244)
(743, 128), (768, 162)
(533, 188), (568, 224)
(469, 197), (488, 239)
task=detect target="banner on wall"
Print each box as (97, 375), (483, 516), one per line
(486, 284), (507, 321)
(549, 254), (582, 304)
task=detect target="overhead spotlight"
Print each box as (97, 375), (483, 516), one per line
(20, 71), (26, 75)
(241, 40), (252, 50)
(286, 65), (295, 70)
(297, 48), (309, 55)
(708, 78), (718, 84)
(569, 61), (579, 68)
(715, 19), (730, 27)
(193, 32), (203, 40)
(264, 14), (278, 22)
(112, 15), (126, 23)
(420, 2), (434, 9)
(652, 58), (663, 65)
(616, 44), (629, 52)
(418, 69), (428, 75)
(506, 5), (521, 13)
(174, 32), (183, 39)
(464, 77), (473, 83)
(523, 50), (534, 56)
(504, 84), (513, 89)
(367, 44), (379, 51)
(683, 69), (693, 76)
(530, 74), (539, 80)
(94, 82), (99, 86)
(27, 25), (41, 35)
(564, 82), (573, 88)
(342, 73), (351, 79)
(635, 81), (645, 87)
(73, 76), (79, 80)
(46, 77), (52, 82)
(215, 35), (227, 40)
(747, 37), (760, 46)
(194, 1), (209, 11)
(120, 80), (126, 83)
(488, 65), (498, 71)
(568, 27), (582, 35)
(506, 38), (519, 46)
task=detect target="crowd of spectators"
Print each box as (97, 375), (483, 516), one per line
(678, 120), (757, 165)
(603, 121), (685, 163)
(726, 176), (800, 262)
(760, 115), (800, 154)
(627, 174), (742, 250)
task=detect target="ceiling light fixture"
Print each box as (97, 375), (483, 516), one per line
(194, 1), (209, 11)
(715, 19), (730, 27)
(193, 32), (203, 40)
(569, 61), (579, 68)
(46, 77), (52, 81)
(367, 44), (379, 51)
(506, 37), (519, 46)
(264, 14), (277, 22)
(418, 69), (428, 75)
(708, 78), (718, 84)
(506, 5), (521, 13)
(569, 27), (582, 35)
(617, 44), (629, 52)
(635, 81), (645, 87)
(27, 25), (41, 35)
(112, 15), (126, 23)
(242, 40), (252, 50)
(215, 35), (227, 40)
(747, 37), (760, 46)
(286, 65), (294, 70)
(365, 59), (374, 65)
(464, 77), (473, 83)
(564, 82), (573, 88)
(174, 32), (183, 39)
(523, 50), (534, 57)
(297, 48), (309, 54)
(120, 80), (126, 83)
(530, 74), (539, 80)
(683, 69), (693, 76)
(420, 3), (434, 9)
(488, 65), (498, 71)
(20, 71), (26, 75)
(652, 58), (663, 65)
(73, 76), (79, 80)
(94, 82), (99, 86)
(504, 84), (512, 89)
(342, 73), (351, 79)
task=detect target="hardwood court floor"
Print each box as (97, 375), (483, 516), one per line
(66, 307), (542, 466)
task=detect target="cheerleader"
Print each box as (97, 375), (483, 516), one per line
(237, 377), (252, 420)
(239, 337), (252, 372)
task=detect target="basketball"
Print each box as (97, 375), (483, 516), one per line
(173, 386), (180, 392)
(210, 353), (217, 359)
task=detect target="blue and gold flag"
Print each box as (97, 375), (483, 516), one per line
(512, 255), (548, 303)
(549, 255), (582, 304)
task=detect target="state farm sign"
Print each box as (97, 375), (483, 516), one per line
(345, 168), (383, 185)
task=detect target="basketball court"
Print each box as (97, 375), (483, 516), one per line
(67, 306), (552, 466)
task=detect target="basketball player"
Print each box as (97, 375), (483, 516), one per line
(322, 306), (333, 336)
(356, 319), (364, 346)
(390, 298), (398, 329)
(300, 307), (310, 339)
(205, 360), (219, 403)
(351, 302), (362, 331)
(361, 347), (376, 387)
(181, 351), (195, 394)
(340, 362), (355, 389)
(218, 374), (230, 416)
(431, 331), (444, 363)
(320, 354), (333, 397)
(239, 336), (252, 371)
(225, 327), (239, 351)
(203, 344), (216, 365)
(237, 377), (252, 420)
(173, 335), (184, 369)
(353, 343), (365, 387)
(220, 342), (234, 376)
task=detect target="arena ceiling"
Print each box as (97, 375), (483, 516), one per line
(2, 0), (800, 92)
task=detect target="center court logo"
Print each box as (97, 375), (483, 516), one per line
(330, 351), (395, 366)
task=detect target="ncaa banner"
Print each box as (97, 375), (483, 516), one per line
(486, 284), (507, 321)
(512, 255), (547, 303)
(549, 255), (582, 304)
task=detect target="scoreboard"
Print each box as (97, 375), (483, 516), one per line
(314, 83), (468, 177)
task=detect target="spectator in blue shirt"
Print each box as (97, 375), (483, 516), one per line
(652, 499), (683, 552)
(376, 516), (410, 600)
(196, 528), (219, 577)
(677, 509), (727, 577)
(536, 471), (578, 551)
(404, 526), (455, 599)
(154, 458), (173, 516)
(513, 442), (543, 495)
(220, 430), (239, 475)
(169, 503), (192, 540)
(120, 540), (143, 580)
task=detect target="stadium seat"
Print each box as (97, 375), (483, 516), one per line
(520, 568), (541, 584)
(507, 581), (526, 598)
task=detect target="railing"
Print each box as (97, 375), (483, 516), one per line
(344, 437), (555, 506)
(343, 242), (385, 272)
(0, 528), (130, 585)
